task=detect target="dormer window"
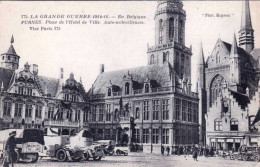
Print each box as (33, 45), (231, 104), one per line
(145, 84), (149, 93)
(108, 88), (111, 96)
(125, 82), (130, 95)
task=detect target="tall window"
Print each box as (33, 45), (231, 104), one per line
(159, 19), (163, 44)
(181, 55), (185, 79)
(125, 82), (130, 95)
(67, 109), (73, 121)
(153, 100), (159, 120)
(162, 99), (169, 120)
(72, 95), (76, 102)
(18, 87), (24, 95)
(135, 107), (140, 119)
(152, 129), (159, 144)
(92, 105), (97, 122)
(134, 129), (140, 143)
(15, 103), (22, 117)
(143, 100), (149, 120)
(35, 105), (42, 118)
(188, 130), (191, 144)
(25, 104), (32, 117)
(108, 88), (111, 96)
(27, 88), (32, 96)
(57, 108), (64, 120)
(106, 104), (111, 121)
(99, 105), (104, 122)
(162, 129), (169, 144)
(188, 102), (192, 122)
(3, 102), (11, 116)
(163, 52), (169, 63)
(105, 129), (111, 140)
(83, 110), (88, 122)
(193, 103), (198, 123)
(175, 99), (180, 120)
(75, 110), (80, 121)
(230, 119), (238, 131)
(179, 20), (183, 43)
(182, 129), (186, 144)
(214, 119), (222, 131)
(169, 17), (174, 41)
(48, 106), (55, 119)
(175, 52), (180, 74)
(145, 84), (149, 93)
(182, 100), (187, 121)
(114, 109), (118, 121)
(150, 55), (155, 64)
(143, 129), (149, 143)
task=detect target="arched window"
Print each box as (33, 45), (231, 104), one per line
(163, 52), (169, 63)
(125, 82), (130, 95)
(114, 109), (118, 120)
(136, 107), (140, 119)
(8, 56), (10, 60)
(108, 88), (111, 96)
(2, 56), (4, 60)
(214, 119), (222, 131)
(145, 84), (149, 93)
(159, 19), (163, 44)
(150, 55), (155, 64)
(169, 17), (174, 41)
(210, 74), (226, 106)
(179, 20), (183, 43)
(230, 119), (238, 131)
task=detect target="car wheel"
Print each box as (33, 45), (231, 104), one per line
(83, 152), (90, 161)
(116, 150), (120, 156)
(30, 153), (39, 163)
(230, 154), (235, 160)
(124, 153), (128, 156)
(254, 155), (260, 162)
(242, 155), (248, 161)
(56, 149), (67, 162)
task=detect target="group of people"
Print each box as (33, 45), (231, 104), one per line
(160, 145), (216, 161)
(3, 131), (17, 167)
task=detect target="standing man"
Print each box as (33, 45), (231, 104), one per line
(166, 146), (170, 156)
(161, 145), (165, 156)
(3, 131), (17, 167)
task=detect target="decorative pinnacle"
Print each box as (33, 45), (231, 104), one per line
(11, 35), (14, 44)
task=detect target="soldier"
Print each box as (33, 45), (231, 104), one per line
(161, 145), (165, 156)
(3, 131), (17, 167)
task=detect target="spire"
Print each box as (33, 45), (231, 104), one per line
(11, 35), (14, 44)
(198, 42), (205, 65)
(231, 33), (238, 56)
(240, 0), (252, 31)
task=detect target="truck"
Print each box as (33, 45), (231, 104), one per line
(41, 128), (104, 162)
(0, 129), (45, 163)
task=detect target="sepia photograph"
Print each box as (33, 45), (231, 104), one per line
(0, 0), (260, 166)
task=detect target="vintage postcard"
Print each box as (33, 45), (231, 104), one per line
(0, 0), (260, 166)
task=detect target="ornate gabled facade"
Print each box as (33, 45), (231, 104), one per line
(201, 0), (260, 151)
(0, 37), (89, 135)
(88, 0), (199, 153)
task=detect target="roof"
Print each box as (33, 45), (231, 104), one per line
(6, 44), (17, 55)
(91, 63), (173, 94)
(251, 48), (260, 60)
(0, 67), (14, 91)
(240, 0), (253, 31)
(230, 90), (250, 110)
(37, 76), (59, 97)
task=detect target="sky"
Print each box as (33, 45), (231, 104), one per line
(0, 1), (259, 91)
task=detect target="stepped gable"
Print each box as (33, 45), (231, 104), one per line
(91, 64), (173, 94)
(37, 75), (59, 97)
(229, 89), (250, 110)
(0, 67), (14, 91)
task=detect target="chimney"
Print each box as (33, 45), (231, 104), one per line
(32, 64), (38, 75)
(99, 64), (104, 74)
(60, 68), (64, 79)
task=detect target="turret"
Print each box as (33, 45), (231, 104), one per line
(230, 34), (241, 91)
(0, 35), (20, 70)
(239, 0), (254, 53)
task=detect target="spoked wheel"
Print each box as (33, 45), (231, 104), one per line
(254, 155), (260, 162)
(124, 153), (128, 156)
(30, 153), (39, 163)
(116, 150), (120, 156)
(56, 149), (67, 162)
(242, 155), (248, 161)
(230, 154), (235, 160)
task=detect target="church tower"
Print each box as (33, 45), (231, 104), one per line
(147, 0), (192, 80)
(230, 34), (241, 92)
(0, 35), (20, 70)
(239, 0), (254, 53)
(197, 43), (206, 145)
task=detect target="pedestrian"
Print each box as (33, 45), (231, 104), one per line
(161, 145), (165, 156)
(178, 146), (181, 156)
(3, 131), (17, 167)
(166, 146), (170, 156)
(192, 147), (198, 161)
